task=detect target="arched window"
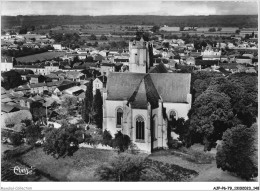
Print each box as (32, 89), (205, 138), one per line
(169, 110), (177, 121)
(116, 108), (123, 128)
(136, 116), (145, 140)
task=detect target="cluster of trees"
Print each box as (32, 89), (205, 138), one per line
(18, 25), (36, 34)
(3, 119), (43, 146)
(188, 72), (257, 150)
(216, 123), (258, 180)
(81, 81), (103, 128)
(169, 72), (257, 179)
(43, 122), (85, 158)
(51, 32), (80, 49)
(1, 70), (27, 90)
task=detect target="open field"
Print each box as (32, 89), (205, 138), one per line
(16, 51), (66, 63)
(2, 15), (258, 28)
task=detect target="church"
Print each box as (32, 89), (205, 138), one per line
(102, 39), (192, 153)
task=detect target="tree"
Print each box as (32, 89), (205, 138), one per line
(82, 80), (93, 123)
(92, 89), (103, 129)
(43, 124), (80, 159)
(191, 71), (222, 102)
(207, 77), (245, 107)
(170, 118), (191, 147)
(1, 70), (24, 90)
(112, 131), (131, 153)
(30, 102), (46, 124)
(151, 25), (160, 33)
(19, 26), (28, 34)
(100, 35), (107, 40)
(102, 129), (113, 146)
(95, 153), (146, 181)
(24, 122), (43, 145)
(235, 29), (240, 34)
(89, 34), (97, 40)
(188, 90), (234, 151)
(61, 96), (77, 116)
(217, 27), (222, 31)
(208, 28), (216, 32)
(216, 124), (258, 180)
(228, 73), (258, 127)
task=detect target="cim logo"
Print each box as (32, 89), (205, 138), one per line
(13, 166), (35, 176)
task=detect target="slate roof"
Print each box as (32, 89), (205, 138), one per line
(107, 73), (191, 105)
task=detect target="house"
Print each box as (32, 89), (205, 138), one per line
(64, 86), (84, 96)
(53, 81), (79, 95)
(195, 60), (219, 70)
(93, 75), (107, 94)
(100, 63), (115, 76)
(103, 72), (191, 153)
(30, 83), (48, 94)
(44, 62), (59, 75)
(65, 71), (85, 81)
(201, 46), (221, 60)
(14, 85), (31, 94)
(1, 57), (13, 72)
(186, 57), (195, 65)
(45, 73), (60, 82)
(78, 53), (88, 60)
(46, 81), (61, 92)
(236, 56), (252, 64)
(28, 74), (45, 84)
(53, 44), (62, 50)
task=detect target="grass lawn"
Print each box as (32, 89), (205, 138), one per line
(20, 147), (117, 181)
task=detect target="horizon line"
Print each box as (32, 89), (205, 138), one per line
(2, 14), (258, 17)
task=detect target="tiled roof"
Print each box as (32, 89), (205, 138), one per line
(30, 83), (47, 88)
(195, 60), (219, 66)
(107, 73), (190, 103)
(1, 103), (19, 113)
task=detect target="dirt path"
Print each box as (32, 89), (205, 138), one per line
(191, 162), (250, 182)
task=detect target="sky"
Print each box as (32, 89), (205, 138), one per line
(1, 1), (258, 16)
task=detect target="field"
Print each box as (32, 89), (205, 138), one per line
(16, 51), (66, 63)
(20, 147), (117, 181)
(2, 15), (258, 28)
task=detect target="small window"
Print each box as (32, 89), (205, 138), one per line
(136, 116), (145, 140)
(169, 110), (177, 121)
(116, 108), (123, 127)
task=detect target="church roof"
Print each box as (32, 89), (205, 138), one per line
(107, 72), (191, 105)
(149, 73), (191, 103)
(128, 74), (160, 109)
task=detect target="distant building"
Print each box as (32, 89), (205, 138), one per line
(129, 38), (152, 73)
(93, 75), (107, 94)
(53, 44), (62, 50)
(236, 56), (252, 64)
(100, 63), (115, 76)
(1, 57), (13, 72)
